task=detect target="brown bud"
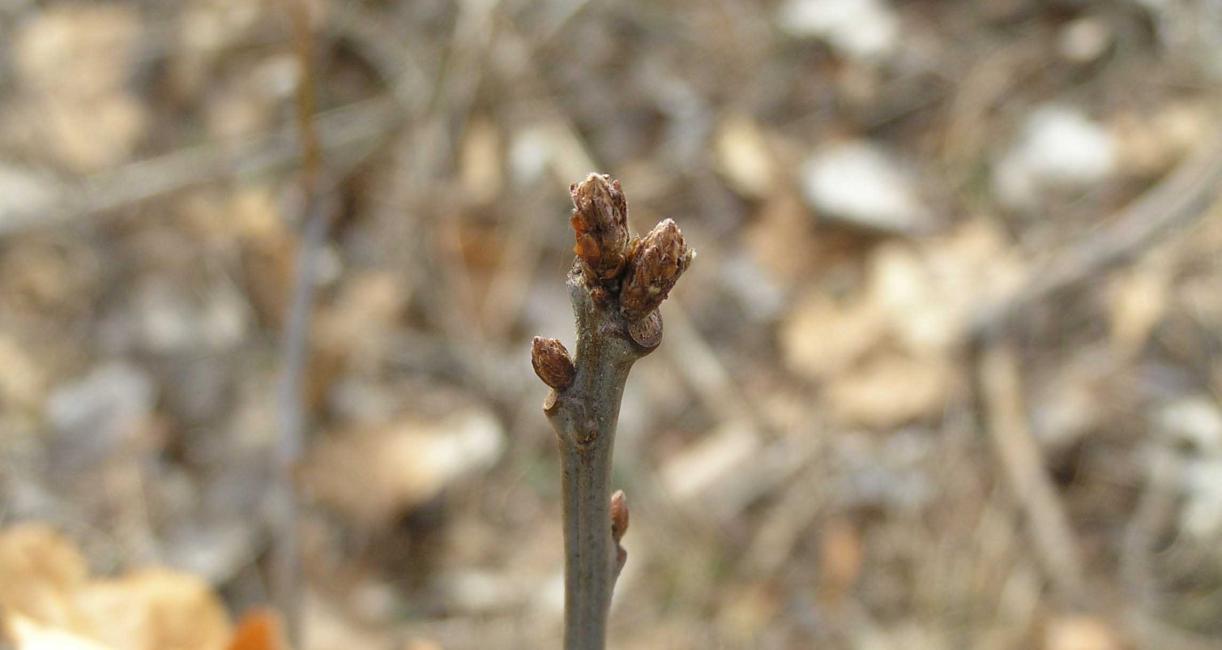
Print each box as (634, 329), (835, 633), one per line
(610, 489), (629, 543)
(627, 309), (663, 349)
(531, 337), (576, 390)
(570, 173), (631, 284)
(619, 219), (693, 320)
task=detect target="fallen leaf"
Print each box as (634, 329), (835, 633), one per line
(1045, 615), (1123, 650)
(305, 408), (506, 527)
(227, 609), (283, 650)
(460, 118), (503, 204)
(0, 334), (46, 410)
(0, 524), (232, 650)
(867, 221), (1023, 356)
(826, 353), (955, 428)
(6, 614), (115, 650)
(1108, 263), (1168, 358)
(78, 569), (232, 650)
(819, 518), (863, 599)
(780, 293), (885, 381)
(0, 524), (90, 631)
(715, 115), (776, 198)
(742, 193), (820, 287)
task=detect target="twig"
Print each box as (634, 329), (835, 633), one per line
(1119, 447), (1222, 650)
(0, 98), (395, 237)
(976, 342), (1085, 600)
(273, 194), (325, 649)
(273, 0), (325, 646)
(532, 174), (693, 650)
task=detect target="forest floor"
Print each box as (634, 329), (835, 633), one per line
(1, 1), (1222, 648)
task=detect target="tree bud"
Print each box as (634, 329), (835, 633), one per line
(570, 173), (631, 285)
(610, 489), (629, 543)
(531, 337), (576, 390)
(619, 219), (693, 320)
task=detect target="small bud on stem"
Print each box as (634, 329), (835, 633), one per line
(532, 337), (576, 390)
(610, 490), (629, 543)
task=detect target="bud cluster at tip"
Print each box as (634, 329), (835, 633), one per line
(570, 173), (631, 285)
(531, 337), (576, 390)
(568, 173), (693, 322)
(619, 218), (694, 321)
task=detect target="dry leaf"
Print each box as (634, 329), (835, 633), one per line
(6, 614), (115, 650)
(1045, 615), (1123, 650)
(742, 194), (819, 287)
(780, 293), (885, 381)
(0, 525), (232, 650)
(1108, 264), (1168, 358)
(0, 524), (90, 631)
(1113, 102), (1212, 176)
(78, 570), (232, 650)
(0, 334), (46, 409)
(460, 118), (503, 204)
(826, 353), (955, 428)
(13, 5), (140, 97)
(305, 408), (505, 527)
(868, 220), (1023, 355)
(9, 5), (146, 172)
(715, 115), (776, 198)
(818, 518), (863, 599)
(227, 609), (283, 650)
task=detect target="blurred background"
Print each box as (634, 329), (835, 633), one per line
(1, 0), (1222, 648)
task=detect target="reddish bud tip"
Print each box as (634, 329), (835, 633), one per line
(570, 173), (631, 284)
(531, 337), (576, 390)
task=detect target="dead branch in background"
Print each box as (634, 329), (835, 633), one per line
(976, 342), (1085, 600)
(966, 127), (1222, 615)
(973, 131), (1222, 338)
(532, 174), (693, 650)
(0, 98), (394, 237)
(273, 0), (325, 646)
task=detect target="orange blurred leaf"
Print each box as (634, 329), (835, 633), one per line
(226, 609), (284, 650)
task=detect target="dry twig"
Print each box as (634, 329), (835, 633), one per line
(532, 173), (693, 650)
(976, 342), (1085, 600)
(974, 131), (1222, 337)
(272, 1), (325, 646)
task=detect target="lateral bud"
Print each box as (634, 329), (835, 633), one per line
(619, 218), (694, 321)
(570, 173), (631, 285)
(610, 489), (629, 543)
(531, 337), (576, 390)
